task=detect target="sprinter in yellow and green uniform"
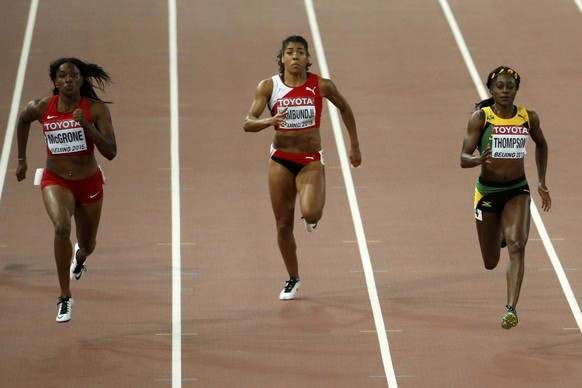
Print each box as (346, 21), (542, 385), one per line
(460, 66), (551, 330)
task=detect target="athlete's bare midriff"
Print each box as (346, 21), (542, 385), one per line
(46, 154), (98, 180)
(480, 159), (526, 182)
(272, 127), (321, 153)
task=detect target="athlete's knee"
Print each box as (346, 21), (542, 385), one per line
(301, 209), (322, 224)
(275, 219), (294, 238)
(53, 220), (72, 240)
(79, 241), (97, 256)
(302, 214), (320, 225)
(505, 238), (527, 254)
(483, 261), (498, 270)
(482, 254), (501, 270)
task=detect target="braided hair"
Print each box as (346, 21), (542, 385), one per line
(475, 65), (520, 110)
(49, 58), (112, 103)
(276, 35), (312, 77)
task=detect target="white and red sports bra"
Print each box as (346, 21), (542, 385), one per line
(268, 73), (323, 131)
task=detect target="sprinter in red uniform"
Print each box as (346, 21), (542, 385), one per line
(15, 58), (117, 323)
(244, 36), (361, 300)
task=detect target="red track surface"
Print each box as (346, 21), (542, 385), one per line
(1, 1), (581, 387)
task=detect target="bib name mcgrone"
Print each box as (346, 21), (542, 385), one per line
(43, 119), (88, 154)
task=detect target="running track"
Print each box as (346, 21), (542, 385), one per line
(1, 1), (581, 387)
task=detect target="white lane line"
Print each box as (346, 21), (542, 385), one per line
(530, 204), (582, 330)
(168, 0), (183, 386)
(438, 0), (487, 97)
(303, 1), (397, 387)
(0, 0), (39, 203)
(439, 0), (582, 333)
(574, 0), (582, 14)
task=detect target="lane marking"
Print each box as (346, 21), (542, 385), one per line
(360, 330), (403, 333)
(369, 375), (414, 379)
(157, 272), (197, 276)
(156, 378), (199, 382)
(575, 0), (582, 14)
(350, 269), (389, 274)
(332, 185), (369, 189)
(156, 167), (193, 171)
(303, 1), (397, 387)
(0, 0), (39, 203)
(167, 0), (182, 386)
(343, 240), (382, 244)
(439, 0), (582, 333)
(157, 242), (196, 246)
(539, 268), (578, 272)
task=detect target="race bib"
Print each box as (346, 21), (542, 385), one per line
(278, 105), (316, 129)
(43, 119), (88, 154)
(491, 125), (528, 159)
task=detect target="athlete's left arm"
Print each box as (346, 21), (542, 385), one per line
(74, 101), (117, 161)
(528, 109), (551, 211)
(320, 77), (361, 167)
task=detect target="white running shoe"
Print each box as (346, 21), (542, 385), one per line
(303, 219), (317, 233)
(70, 243), (87, 281)
(56, 297), (74, 323)
(279, 278), (301, 300)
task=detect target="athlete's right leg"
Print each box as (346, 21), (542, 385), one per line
(268, 160), (299, 278)
(42, 185), (76, 299)
(475, 211), (503, 270)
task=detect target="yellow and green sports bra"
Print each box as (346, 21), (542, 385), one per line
(479, 105), (530, 159)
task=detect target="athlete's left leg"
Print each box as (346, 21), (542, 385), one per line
(501, 194), (531, 308)
(74, 200), (103, 264)
(296, 161), (325, 226)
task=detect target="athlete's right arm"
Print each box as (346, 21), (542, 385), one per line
(15, 99), (46, 181)
(460, 109), (491, 168)
(243, 78), (287, 133)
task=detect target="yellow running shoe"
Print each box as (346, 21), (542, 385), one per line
(501, 305), (518, 329)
